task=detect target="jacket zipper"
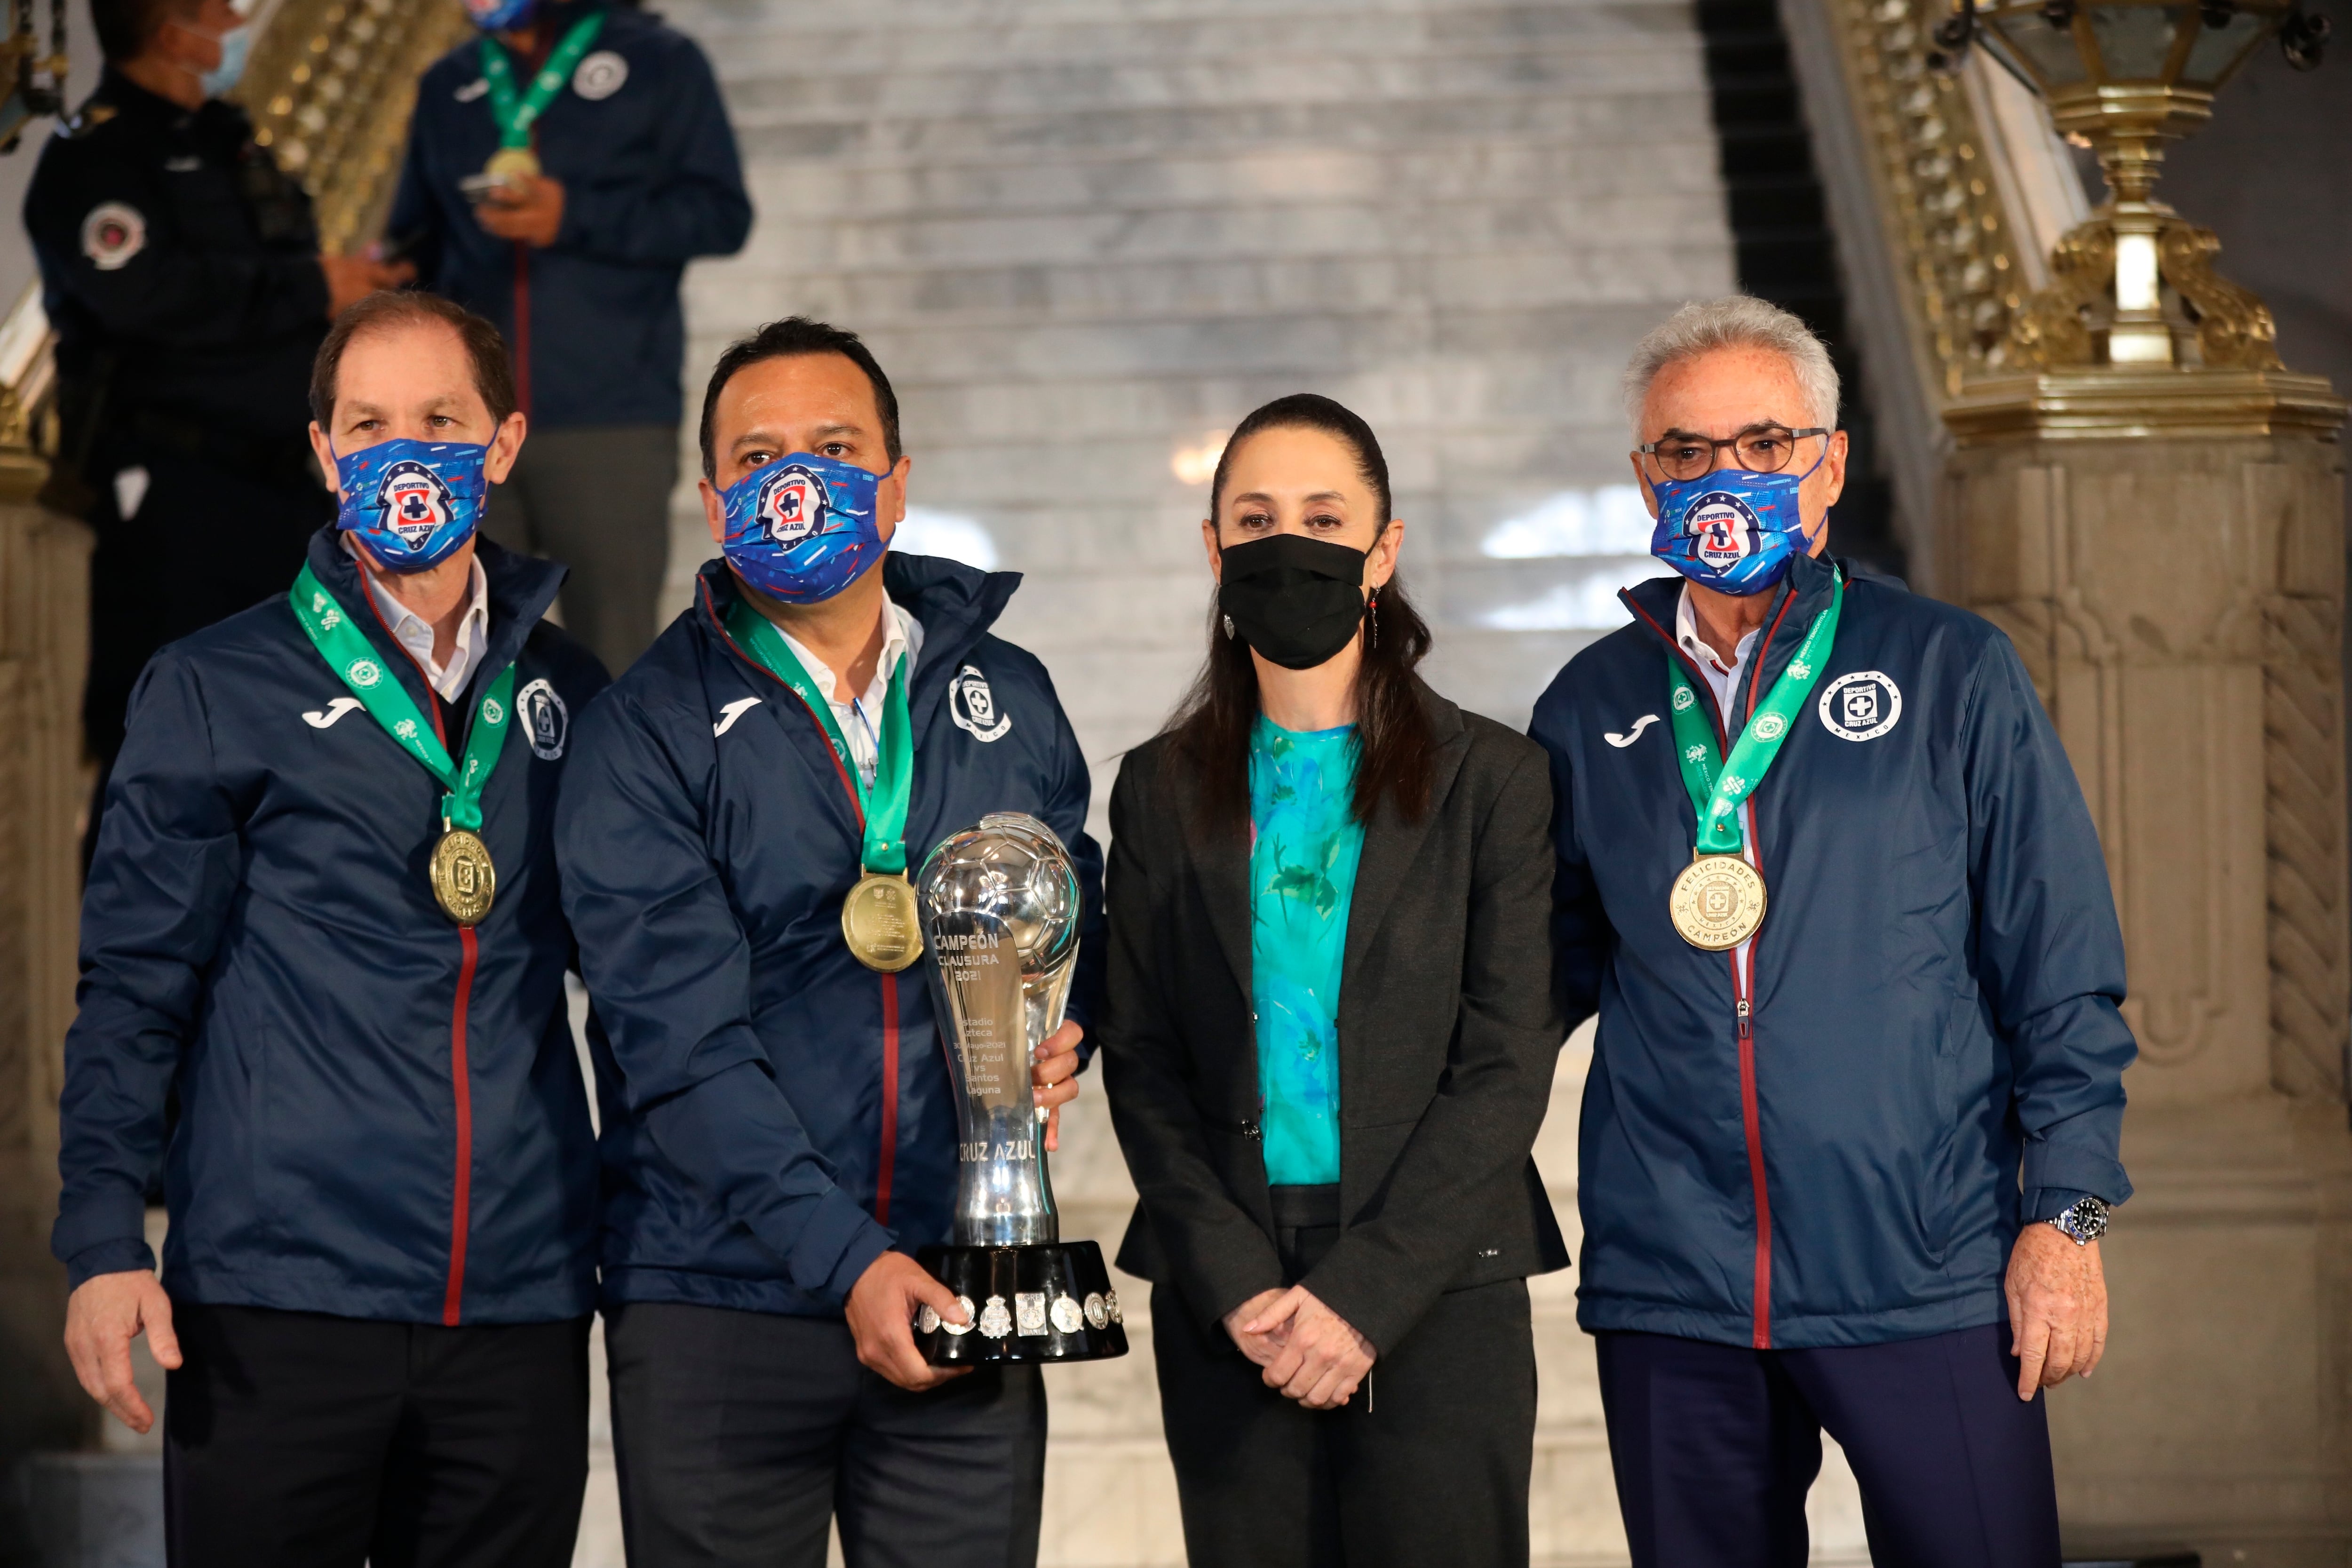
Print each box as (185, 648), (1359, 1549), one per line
(703, 580), (904, 1226)
(358, 584), (477, 1326)
(1625, 587), (1795, 1349)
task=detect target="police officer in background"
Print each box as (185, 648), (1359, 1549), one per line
(25, 0), (408, 852)
(391, 0), (750, 677)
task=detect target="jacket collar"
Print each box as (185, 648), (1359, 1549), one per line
(90, 65), (251, 141)
(1620, 550), (1844, 732)
(301, 526), (566, 714)
(694, 550), (1023, 735)
(1185, 677), (1472, 1006)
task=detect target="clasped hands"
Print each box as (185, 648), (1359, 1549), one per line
(1225, 1284), (1375, 1410)
(844, 1022), (1085, 1393)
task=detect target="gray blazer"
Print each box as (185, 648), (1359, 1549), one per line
(1099, 682), (1570, 1355)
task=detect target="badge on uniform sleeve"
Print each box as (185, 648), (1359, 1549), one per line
(572, 49), (628, 99)
(80, 202), (145, 271)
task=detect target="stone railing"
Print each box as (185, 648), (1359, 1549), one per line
(0, 292), (91, 1470)
(232, 0), (470, 253)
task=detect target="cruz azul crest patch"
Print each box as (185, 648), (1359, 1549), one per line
(1817, 670), (1903, 741)
(950, 664), (1010, 741)
(757, 463), (830, 547)
(1684, 491), (1762, 573)
(572, 49), (628, 99)
(516, 678), (569, 760)
(377, 460), (459, 550)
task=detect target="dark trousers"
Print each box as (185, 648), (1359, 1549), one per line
(162, 1303), (590, 1568)
(483, 422), (677, 678)
(1594, 1323), (2061, 1568)
(604, 1300), (1047, 1568)
(1151, 1194), (1538, 1568)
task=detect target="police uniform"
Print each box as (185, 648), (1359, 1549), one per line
(24, 68), (334, 797)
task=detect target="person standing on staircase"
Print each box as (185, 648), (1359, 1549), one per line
(25, 0), (411, 863)
(1532, 296), (2135, 1567)
(1098, 394), (1569, 1567)
(556, 316), (1104, 1567)
(390, 0), (751, 678)
(53, 292), (608, 1567)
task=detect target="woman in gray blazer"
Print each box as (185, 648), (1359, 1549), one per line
(1100, 393), (1569, 1567)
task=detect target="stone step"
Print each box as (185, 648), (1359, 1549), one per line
(698, 2), (1707, 70)
(738, 139), (1718, 222)
(719, 48), (1703, 127)
(732, 91), (1725, 167)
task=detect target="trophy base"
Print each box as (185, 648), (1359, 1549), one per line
(914, 1241), (1130, 1364)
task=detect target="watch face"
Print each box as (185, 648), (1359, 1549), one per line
(2059, 1198), (2108, 1242)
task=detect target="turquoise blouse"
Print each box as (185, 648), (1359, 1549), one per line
(1248, 716), (1365, 1186)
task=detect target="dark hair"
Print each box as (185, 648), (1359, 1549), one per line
(698, 317), (902, 479)
(92, 0), (190, 62)
(309, 291), (519, 429)
(1165, 393), (1436, 834)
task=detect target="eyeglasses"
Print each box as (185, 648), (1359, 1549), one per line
(1637, 426), (1830, 482)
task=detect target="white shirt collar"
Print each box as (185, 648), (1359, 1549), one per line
(340, 535), (491, 703)
(1674, 581), (1761, 677)
(779, 599), (923, 713)
(778, 600), (927, 787)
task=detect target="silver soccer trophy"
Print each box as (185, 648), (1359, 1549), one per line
(911, 812), (1128, 1364)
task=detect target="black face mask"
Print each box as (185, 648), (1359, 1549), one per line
(1216, 533), (1370, 671)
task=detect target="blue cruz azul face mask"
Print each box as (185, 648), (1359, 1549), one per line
(465, 0), (534, 30)
(334, 439), (489, 573)
(720, 452), (886, 605)
(1648, 447), (1828, 597)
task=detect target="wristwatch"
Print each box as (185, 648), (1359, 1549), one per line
(2046, 1195), (2110, 1246)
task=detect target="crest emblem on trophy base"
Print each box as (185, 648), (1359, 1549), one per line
(912, 812), (1128, 1365)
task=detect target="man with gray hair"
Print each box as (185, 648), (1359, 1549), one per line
(1529, 295), (2134, 1565)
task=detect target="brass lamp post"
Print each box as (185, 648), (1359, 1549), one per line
(1938, 0), (2327, 371)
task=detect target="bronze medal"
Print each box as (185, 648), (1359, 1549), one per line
(430, 828), (498, 926)
(1668, 853), (1765, 950)
(842, 870), (923, 972)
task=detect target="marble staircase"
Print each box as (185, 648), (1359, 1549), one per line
(606, 0), (1871, 1561)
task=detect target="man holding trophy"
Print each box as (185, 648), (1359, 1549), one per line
(556, 317), (1106, 1565)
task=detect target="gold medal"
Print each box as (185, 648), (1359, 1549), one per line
(1669, 853), (1765, 950)
(430, 828), (498, 926)
(483, 146), (541, 185)
(842, 870), (923, 972)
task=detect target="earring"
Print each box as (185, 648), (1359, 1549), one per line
(1222, 613), (1236, 639)
(1367, 587), (1380, 652)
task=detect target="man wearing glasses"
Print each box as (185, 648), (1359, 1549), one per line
(1530, 296), (2136, 1566)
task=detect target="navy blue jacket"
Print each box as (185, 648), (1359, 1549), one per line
(1530, 553), (2135, 1350)
(389, 0), (751, 429)
(54, 532), (608, 1325)
(557, 555), (1107, 1317)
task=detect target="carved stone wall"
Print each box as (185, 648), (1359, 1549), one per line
(1946, 411), (2352, 1562)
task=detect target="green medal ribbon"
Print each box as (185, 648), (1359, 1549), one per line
(726, 597), (915, 877)
(289, 563), (515, 833)
(477, 11), (606, 152)
(1665, 574), (1843, 854)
